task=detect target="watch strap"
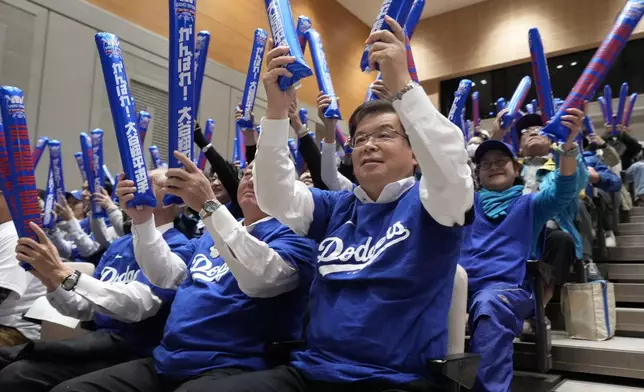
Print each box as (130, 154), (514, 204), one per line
(391, 81), (417, 103)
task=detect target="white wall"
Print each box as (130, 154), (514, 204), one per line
(0, 0), (324, 190)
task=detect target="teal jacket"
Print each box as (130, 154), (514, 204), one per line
(535, 153), (589, 259)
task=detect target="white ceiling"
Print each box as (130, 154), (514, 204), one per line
(336, 0), (490, 26)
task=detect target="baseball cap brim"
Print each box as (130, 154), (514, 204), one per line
(473, 140), (516, 164)
(65, 190), (83, 201)
(515, 113), (544, 137)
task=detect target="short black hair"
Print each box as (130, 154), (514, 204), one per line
(349, 99), (397, 139)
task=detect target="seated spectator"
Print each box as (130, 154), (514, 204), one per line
(580, 136), (622, 251)
(217, 19), (473, 391)
(0, 169), (186, 391)
(49, 158), (315, 392)
(601, 121), (642, 172)
(299, 170), (314, 188)
(460, 106), (582, 391)
(0, 191), (46, 347)
(510, 111), (592, 281)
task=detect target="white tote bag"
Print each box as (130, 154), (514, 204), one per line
(561, 281), (616, 341)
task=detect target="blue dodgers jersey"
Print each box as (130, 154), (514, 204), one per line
(291, 182), (463, 385)
(92, 228), (188, 357)
(154, 217), (315, 379)
(459, 194), (536, 293)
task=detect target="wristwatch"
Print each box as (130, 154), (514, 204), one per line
(61, 270), (82, 291)
(199, 199), (222, 219)
(553, 142), (579, 157)
(391, 81), (418, 103)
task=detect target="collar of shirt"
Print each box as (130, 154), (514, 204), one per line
(156, 222), (174, 235)
(241, 216), (274, 233)
(353, 177), (416, 204)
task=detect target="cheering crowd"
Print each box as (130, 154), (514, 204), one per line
(2, 3), (644, 392)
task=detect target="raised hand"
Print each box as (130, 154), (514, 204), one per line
(366, 15), (411, 96)
(163, 151), (217, 213)
(262, 39), (297, 120)
(115, 173), (153, 225)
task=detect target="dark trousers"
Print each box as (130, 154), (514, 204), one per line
(47, 357), (245, 392)
(540, 228), (576, 285)
(0, 331), (140, 392)
(174, 365), (438, 392)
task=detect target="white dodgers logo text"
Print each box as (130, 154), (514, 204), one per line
(191, 253), (229, 283)
(100, 265), (140, 284)
(317, 221), (410, 276)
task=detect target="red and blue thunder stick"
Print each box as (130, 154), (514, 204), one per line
(0, 86), (43, 270)
(238, 29), (268, 130)
(403, 0), (425, 39)
(136, 111), (151, 146)
(197, 118), (214, 171)
(95, 33), (155, 208)
(194, 31), (210, 120)
(31, 136), (48, 171)
(541, 0), (644, 141)
(265, 0), (313, 90)
(529, 28), (555, 125)
(305, 29), (341, 119)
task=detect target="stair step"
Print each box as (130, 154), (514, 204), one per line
(630, 207), (644, 216)
(629, 215), (644, 224)
(617, 235), (644, 247)
(618, 223), (644, 235)
(597, 246), (644, 262)
(551, 331), (644, 379)
(617, 307), (644, 334)
(615, 283), (644, 303)
(600, 263), (644, 281)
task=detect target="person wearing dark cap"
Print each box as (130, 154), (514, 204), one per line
(459, 112), (582, 392)
(498, 109), (599, 281)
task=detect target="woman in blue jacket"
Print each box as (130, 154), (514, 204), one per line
(459, 108), (584, 392)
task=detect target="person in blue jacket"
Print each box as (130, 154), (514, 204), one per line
(0, 169), (187, 391)
(459, 107), (584, 392)
(50, 158), (316, 392)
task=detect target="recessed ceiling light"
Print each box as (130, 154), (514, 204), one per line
(557, 64), (563, 69)
(472, 82), (476, 87)
(571, 61), (578, 66)
(480, 80), (487, 85)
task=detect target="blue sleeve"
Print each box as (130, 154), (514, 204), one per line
(532, 170), (579, 236)
(594, 160), (622, 193)
(266, 229), (316, 288)
(307, 188), (346, 243)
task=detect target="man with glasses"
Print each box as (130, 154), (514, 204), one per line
(460, 112), (581, 390)
(208, 16), (473, 392)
